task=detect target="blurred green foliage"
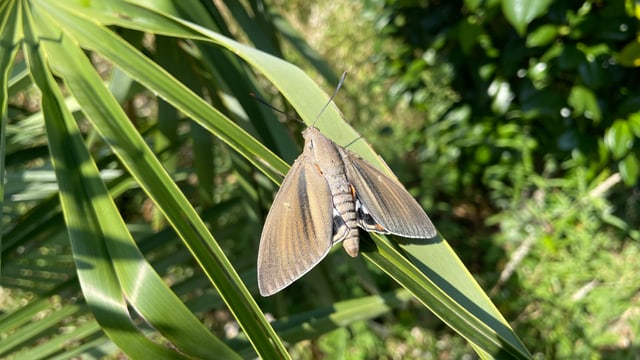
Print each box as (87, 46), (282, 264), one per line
(377, 0), (639, 192)
(360, 0), (640, 357)
(279, 0), (640, 357)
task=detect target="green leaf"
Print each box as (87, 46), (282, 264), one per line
(619, 153), (639, 186)
(25, 4), (243, 359)
(366, 235), (531, 358)
(628, 112), (640, 137)
(274, 289), (414, 343)
(526, 24), (558, 47)
(489, 78), (513, 115)
(605, 119), (634, 159)
(23, 12), (196, 360)
(616, 39), (640, 67)
(502, 0), (553, 36)
(568, 85), (602, 123)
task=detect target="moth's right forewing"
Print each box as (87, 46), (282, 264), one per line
(341, 148), (437, 239)
(257, 156), (334, 296)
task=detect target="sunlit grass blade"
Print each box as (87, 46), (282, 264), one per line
(24, 5), (242, 359)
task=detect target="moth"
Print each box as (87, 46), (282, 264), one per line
(257, 124), (437, 296)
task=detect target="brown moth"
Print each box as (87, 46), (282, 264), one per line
(257, 124), (436, 296)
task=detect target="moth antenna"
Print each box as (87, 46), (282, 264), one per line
(250, 92), (305, 126)
(312, 71), (348, 127)
(344, 135), (363, 148)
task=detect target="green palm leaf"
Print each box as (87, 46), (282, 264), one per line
(1, 0), (532, 358)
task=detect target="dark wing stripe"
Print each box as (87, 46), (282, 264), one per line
(257, 157), (334, 295)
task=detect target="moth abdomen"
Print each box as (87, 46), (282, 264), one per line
(328, 190), (359, 256)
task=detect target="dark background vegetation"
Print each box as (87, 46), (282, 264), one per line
(278, 0), (640, 357)
(2, 0), (639, 358)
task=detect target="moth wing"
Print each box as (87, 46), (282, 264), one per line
(258, 156), (334, 296)
(340, 148), (437, 239)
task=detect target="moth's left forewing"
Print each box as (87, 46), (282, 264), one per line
(339, 147), (437, 239)
(257, 156), (334, 296)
